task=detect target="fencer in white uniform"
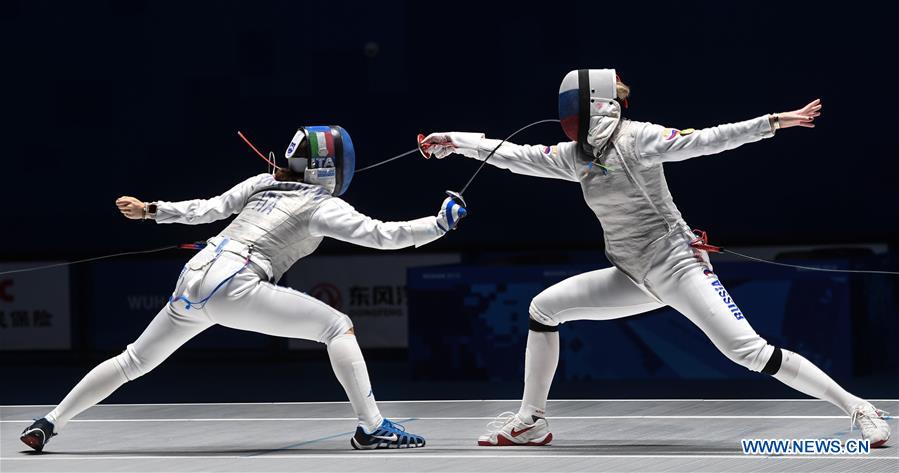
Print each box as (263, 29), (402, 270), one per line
(422, 69), (890, 447)
(20, 125), (467, 452)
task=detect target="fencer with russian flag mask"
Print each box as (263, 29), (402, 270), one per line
(421, 69), (890, 448)
(20, 125), (467, 453)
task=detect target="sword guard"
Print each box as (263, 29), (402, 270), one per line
(445, 190), (467, 208)
(417, 133), (433, 159)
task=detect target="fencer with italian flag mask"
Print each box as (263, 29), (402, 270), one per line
(23, 125), (468, 454)
(421, 70), (888, 449)
(284, 125), (356, 196)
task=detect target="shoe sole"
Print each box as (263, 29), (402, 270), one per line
(351, 437), (426, 450)
(478, 432), (553, 446)
(20, 432), (44, 452)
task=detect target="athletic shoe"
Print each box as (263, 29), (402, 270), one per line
(851, 403), (891, 447)
(477, 411), (553, 446)
(351, 418), (426, 450)
(20, 418), (56, 453)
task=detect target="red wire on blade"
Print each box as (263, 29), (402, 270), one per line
(689, 229), (722, 253)
(237, 131), (281, 169)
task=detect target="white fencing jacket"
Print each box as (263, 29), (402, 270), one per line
(154, 174), (443, 281)
(449, 116), (775, 281)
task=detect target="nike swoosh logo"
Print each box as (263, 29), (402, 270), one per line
(372, 434), (398, 442)
(510, 426), (535, 437)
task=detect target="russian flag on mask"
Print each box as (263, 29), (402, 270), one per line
(558, 88), (580, 141)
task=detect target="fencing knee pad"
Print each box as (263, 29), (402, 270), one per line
(528, 299), (560, 331)
(761, 346), (784, 375)
(528, 317), (559, 333)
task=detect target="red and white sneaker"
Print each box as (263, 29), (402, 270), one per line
(477, 411), (553, 446)
(851, 403), (891, 448)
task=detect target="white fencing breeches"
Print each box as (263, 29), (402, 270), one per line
(115, 251), (352, 380)
(520, 230), (864, 417)
(47, 250), (353, 429)
(528, 231), (775, 372)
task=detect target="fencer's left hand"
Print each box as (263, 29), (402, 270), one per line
(775, 99), (822, 129)
(436, 196), (467, 232)
(116, 196), (146, 220)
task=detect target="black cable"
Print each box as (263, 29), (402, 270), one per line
(355, 148), (420, 173)
(0, 246), (180, 276)
(720, 248), (899, 276)
(458, 119), (560, 196)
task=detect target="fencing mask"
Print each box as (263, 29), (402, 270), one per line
(558, 69), (622, 158)
(284, 125), (356, 196)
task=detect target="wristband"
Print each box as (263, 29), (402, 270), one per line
(142, 203), (157, 220)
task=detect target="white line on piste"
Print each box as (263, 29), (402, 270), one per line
(3, 399), (897, 407)
(0, 415), (857, 423)
(2, 454), (897, 461)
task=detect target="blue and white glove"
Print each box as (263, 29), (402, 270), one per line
(436, 196), (467, 232)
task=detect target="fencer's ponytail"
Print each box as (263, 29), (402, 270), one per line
(274, 168), (304, 182)
(616, 80), (630, 102)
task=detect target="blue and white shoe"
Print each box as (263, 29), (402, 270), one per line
(351, 418), (426, 450)
(20, 418), (56, 452)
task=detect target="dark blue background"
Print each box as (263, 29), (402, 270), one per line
(1, 1), (896, 403)
(1, 0), (896, 257)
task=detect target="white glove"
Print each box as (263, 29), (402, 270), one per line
(436, 196), (467, 232)
(421, 132), (483, 159)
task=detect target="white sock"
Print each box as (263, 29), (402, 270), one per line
(773, 349), (864, 415)
(45, 358), (129, 430)
(518, 329), (559, 421)
(327, 333), (383, 432)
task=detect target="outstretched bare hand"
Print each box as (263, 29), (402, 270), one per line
(777, 99), (822, 129)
